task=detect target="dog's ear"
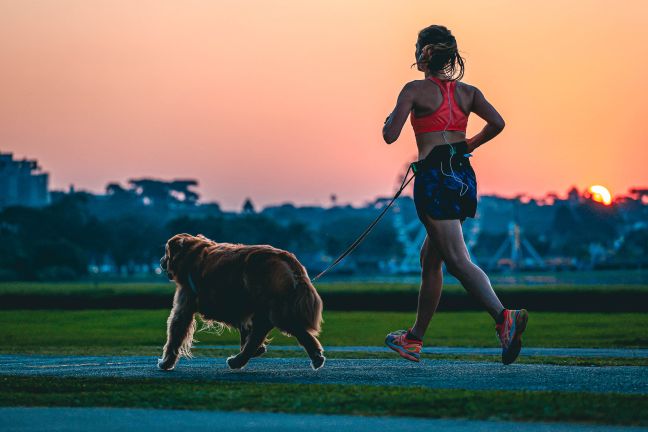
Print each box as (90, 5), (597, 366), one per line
(168, 233), (192, 255)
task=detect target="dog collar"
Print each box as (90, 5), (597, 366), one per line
(188, 273), (198, 294)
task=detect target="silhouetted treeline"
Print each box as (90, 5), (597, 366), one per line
(0, 193), (402, 280)
(0, 178), (646, 280)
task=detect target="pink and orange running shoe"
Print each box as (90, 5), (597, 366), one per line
(385, 329), (422, 362)
(496, 309), (529, 365)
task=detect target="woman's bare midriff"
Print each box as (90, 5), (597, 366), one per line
(416, 130), (467, 160)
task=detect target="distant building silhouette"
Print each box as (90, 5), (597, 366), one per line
(330, 194), (337, 207)
(0, 152), (50, 208)
(242, 197), (256, 214)
(567, 186), (581, 204)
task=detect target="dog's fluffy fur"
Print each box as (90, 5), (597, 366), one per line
(158, 233), (325, 371)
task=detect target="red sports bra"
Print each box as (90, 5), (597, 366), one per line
(410, 76), (469, 136)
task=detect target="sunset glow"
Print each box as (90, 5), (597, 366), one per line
(589, 185), (612, 205)
(1, 0), (647, 209)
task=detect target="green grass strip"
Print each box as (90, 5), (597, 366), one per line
(0, 376), (646, 426)
(1, 310), (646, 349)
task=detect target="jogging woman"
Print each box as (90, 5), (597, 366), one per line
(383, 25), (528, 365)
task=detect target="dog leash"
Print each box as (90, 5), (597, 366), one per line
(311, 164), (416, 282)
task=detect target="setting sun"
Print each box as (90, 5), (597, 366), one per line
(589, 185), (612, 205)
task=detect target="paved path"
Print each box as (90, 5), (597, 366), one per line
(1, 354), (646, 394)
(1, 408), (645, 432)
(196, 345), (648, 358)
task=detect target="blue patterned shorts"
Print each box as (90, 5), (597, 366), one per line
(412, 141), (478, 222)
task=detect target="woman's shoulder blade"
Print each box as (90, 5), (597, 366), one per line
(456, 80), (476, 91)
(403, 79), (426, 89)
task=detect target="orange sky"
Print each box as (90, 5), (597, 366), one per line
(1, 0), (647, 210)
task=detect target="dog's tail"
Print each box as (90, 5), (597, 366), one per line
(292, 263), (323, 336)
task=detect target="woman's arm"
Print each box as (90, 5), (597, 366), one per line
(382, 82), (416, 144)
(466, 87), (505, 152)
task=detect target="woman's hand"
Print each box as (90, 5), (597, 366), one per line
(466, 87), (505, 151)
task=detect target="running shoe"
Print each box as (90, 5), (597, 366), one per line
(496, 309), (529, 365)
(385, 329), (422, 362)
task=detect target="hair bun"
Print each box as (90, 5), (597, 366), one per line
(414, 25), (465, 80)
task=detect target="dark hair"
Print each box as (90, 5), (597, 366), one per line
(413, 25), (465, 81)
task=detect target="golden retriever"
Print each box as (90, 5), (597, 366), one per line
(158, 233), (325, 371)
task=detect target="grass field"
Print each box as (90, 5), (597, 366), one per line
(1, 310), (646, 354)
(2, 308), (647, 426)
(3, 281), (647, 426)
(1, 376), (646, 426)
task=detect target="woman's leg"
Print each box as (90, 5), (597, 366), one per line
(410, 235), (444, 338)
(420, 214), (504, 318)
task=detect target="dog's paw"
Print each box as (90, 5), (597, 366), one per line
(226, 355), (247, 370)
(252, 344), (267, 358)
(310, 355), (326, 371)
(157, 358), (175, 371)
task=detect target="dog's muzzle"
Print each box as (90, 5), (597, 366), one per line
(160, 256), (173, 280)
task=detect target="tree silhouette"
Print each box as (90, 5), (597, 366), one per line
(128, 178), (200, 206)
(242, 198), (256, 214)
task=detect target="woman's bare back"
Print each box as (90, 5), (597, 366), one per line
(383, 78), (505, 159)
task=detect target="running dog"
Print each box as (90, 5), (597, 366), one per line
(158, 233), (325, 371)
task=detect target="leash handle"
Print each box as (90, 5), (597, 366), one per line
(311, 164), (416, 282)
